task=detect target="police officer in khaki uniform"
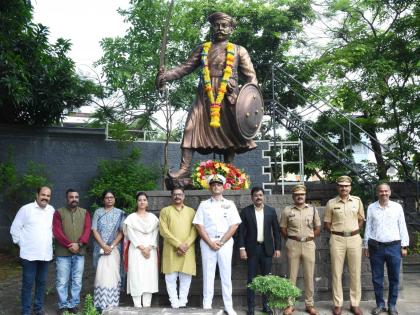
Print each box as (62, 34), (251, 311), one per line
(324, 176), (365, 315)
(280, 184), (321, 315)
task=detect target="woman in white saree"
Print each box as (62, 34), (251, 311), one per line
(123, 192), (159, 307)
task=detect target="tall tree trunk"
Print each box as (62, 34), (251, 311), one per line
(365, 124), (388, 180)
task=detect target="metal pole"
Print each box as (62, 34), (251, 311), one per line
(299, 140), (304, 183)
(271, 65), (278, 190)
(281, 142), (285, 195)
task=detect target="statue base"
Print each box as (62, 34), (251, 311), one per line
(165, 175), (194, 190)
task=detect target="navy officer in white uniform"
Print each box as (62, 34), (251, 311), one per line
(193, 174), (242, 315)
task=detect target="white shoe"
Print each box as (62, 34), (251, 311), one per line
(203, 305), (212, 310)
(225, 308), (237, 315)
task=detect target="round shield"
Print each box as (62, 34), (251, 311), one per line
(236, 83), (264, 140)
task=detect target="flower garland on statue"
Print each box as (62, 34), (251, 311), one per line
(192, 160), (250, 190)
(201, 41), (235, 128)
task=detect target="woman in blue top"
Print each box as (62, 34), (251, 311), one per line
(91, 190), (125, 312)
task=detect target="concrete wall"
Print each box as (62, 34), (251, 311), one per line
(0, 125), (270, 247)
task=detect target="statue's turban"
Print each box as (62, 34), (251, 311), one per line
(207, 12), (237, 28)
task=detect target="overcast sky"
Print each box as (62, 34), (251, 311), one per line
(33, 0), (130, 73)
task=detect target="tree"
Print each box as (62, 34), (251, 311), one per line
(311, 0), (419, 179)
(0, 0), (99, 126)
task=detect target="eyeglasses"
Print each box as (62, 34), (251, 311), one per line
(172, 193), (184, 197)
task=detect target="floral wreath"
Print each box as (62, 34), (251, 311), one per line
(192, 160), (250, 190)
(201, 42), (235, 128)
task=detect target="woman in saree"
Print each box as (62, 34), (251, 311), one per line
(91, 190), (125, 312)
(123, 192), (159, 308)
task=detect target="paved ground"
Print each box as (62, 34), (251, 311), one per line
(0, 258), (419, 315)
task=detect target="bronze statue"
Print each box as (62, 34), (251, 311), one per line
(156, 12), (260, 181)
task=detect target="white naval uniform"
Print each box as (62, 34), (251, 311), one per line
(193, 197), (242, 311)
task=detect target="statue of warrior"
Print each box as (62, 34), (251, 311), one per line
(156, 12), (258, 180)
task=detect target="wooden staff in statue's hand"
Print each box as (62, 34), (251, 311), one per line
(156, 0), (175, 94)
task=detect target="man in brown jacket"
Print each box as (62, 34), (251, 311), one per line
(53, 189), (91, 314)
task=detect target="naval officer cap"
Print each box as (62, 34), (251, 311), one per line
(337, 175), (352, 185)
(207, 174), (226, 185)
(291, 184), (306, 194)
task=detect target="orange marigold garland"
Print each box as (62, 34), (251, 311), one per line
(201, 42), (235, 128)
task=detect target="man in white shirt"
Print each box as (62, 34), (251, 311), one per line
(363, 183), (409, 315)
(193, 174), (242, 315)
(10, 186), (55, 315)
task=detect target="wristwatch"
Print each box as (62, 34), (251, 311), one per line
(78, 242), (83, 247)
(401, 246), (408, 250)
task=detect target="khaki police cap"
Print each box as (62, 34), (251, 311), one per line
(337, 175), (352, 185)
(291, 184), (306, 194)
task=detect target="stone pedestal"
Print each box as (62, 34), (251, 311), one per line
(140, 191), (388, 307)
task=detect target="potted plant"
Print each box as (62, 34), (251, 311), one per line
(249, 275), (301, 315)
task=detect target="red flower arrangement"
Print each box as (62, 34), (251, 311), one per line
(192, 160), (250, 190)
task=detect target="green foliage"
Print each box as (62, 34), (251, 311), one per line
(249, 275), (301, 310)
(88, 148), (159, 213)
(310, 0), (419, 179)
(0, 1), (100, 126)
(83, 294), (99, 315)
(408, 232), (420, 256)
(0, 151), (50, 222)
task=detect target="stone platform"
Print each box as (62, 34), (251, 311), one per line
(144, 190), (379, 306)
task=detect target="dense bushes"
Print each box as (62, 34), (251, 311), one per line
(89, 148), (159, 213)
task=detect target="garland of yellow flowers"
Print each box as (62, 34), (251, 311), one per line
(201, 41), (235, 128)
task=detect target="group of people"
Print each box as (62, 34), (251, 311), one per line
(10, 175), (409, 315)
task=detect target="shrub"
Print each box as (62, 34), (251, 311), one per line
(89, 148), (159, 213)
(0, 152), (50, 223)
(249, 275), (301, 312)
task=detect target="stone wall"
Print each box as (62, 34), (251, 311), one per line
(0, 125), (270, 247)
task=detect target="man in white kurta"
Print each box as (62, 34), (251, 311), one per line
(160, 187), (197, 308)
(193, 174), (242, 315)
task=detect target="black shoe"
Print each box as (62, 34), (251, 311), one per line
(388, 308), (398, 315)
(371, 306), (387, 315)
(68, 306), (79, 314)
(247, 309), (255, 315)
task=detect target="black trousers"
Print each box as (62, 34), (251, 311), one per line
(247, 244), (273, 311)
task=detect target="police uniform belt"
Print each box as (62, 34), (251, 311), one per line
(288, 235), (314, 242)
(331, 229), (359, 237)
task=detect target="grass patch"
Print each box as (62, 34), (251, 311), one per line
(0, 253), (21, 281)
